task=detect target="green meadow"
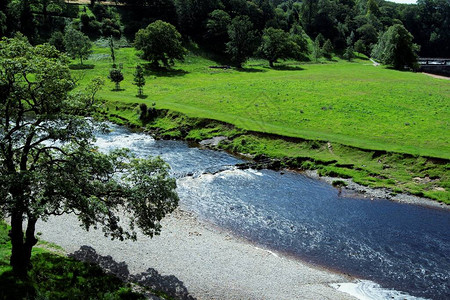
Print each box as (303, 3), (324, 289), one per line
(77, 46), (449, 159)
(72, 45), (449, 203)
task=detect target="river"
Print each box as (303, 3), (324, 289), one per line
(92, 123), (449, 299)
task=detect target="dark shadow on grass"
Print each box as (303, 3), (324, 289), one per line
(111, 88), (126, 92)
(0, 251), (141, 299)
(143, 64), (189, 77)
(237, 67), (266, 73)
(69, 64), (95, 70)
(136, 95), (148, 99)
(0, 270), (36, 299)
(269, 65), (304, 71)
(70, 245), (196, 300)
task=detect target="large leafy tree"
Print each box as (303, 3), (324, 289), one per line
(63, 27), (93, 65)
(134, 20), (186, 68)
(0, 36), (179, 277)
(258, 27), (302, 67)
(226, 16), (258, 68)
(371, 24), (419, 70)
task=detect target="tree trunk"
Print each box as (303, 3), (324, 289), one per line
(24, 217), (38, 269)
(269, 60), (274, 68)
(10, 209), (38, 278)
(115, 82), (120, 90)
(10, 210), (27, 277)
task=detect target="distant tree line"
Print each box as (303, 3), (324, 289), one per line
(1, 0), (448, 68)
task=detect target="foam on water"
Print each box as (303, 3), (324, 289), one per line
(331, 280), (430, 300)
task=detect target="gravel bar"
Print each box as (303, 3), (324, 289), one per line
(36, 208), (356, 300)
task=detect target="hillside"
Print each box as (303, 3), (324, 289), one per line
(78, 46), (450, 159)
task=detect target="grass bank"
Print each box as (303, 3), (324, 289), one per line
(72, 45), (449, 204)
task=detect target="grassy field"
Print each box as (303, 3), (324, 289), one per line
(75, 45), (449, 159)
(70, 45), (449, 203)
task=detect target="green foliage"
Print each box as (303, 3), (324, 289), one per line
(366, 0), (381, 17)
(332, 180), (348, 188)
(354, 39), (366, 54)
(0, 12), (7, 37)
(49, 31), (65, 52)
(0, 37), (179, 275)
(356, 23), (378, 55)
(322, 39), (334, 60)
(205, 9), (231, 52)
(226, 16), (258, 68)
(64, 27), (93, 65)
(371, 24), (419, 70)
(134, 20), (186, 68)
(344, 46), (355, 61)
(258, 27), (304, 67)
(206, 9), (231, 39)
(312, 37), (322, 62)
(289, 24), (310, 58)
(133, 65), (146, 96)
(109, 68), (124, 90)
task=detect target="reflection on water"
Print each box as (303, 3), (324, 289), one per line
(96, 124), (450, 299)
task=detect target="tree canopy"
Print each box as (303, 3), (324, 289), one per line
(372, 24), (419, 70)
(226, 16), (258, 68)
(258, 27), (304, 67)
(0, 36), (179, 276)
(0, 0), (448, 59)
(63, 27), (92, 65)
(134, 20), (186, 68)
(108, 68), (124, 90)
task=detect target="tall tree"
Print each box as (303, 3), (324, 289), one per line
(63, 27), (92, 65)
(0, 36), (178, 277)
(372, 24), (419, 70)
(226, 16), (258, 68)
(134, 20), (186, 68)
(133, 65), (146, 97)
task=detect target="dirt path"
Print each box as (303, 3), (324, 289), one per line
(422, 72), (450, 80)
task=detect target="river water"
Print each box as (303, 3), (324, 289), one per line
(95, 123), (449, 300)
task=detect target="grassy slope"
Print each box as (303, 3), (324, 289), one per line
(77, 46), (449, 159)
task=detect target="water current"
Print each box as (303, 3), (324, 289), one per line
(95, 123), (449, 300)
